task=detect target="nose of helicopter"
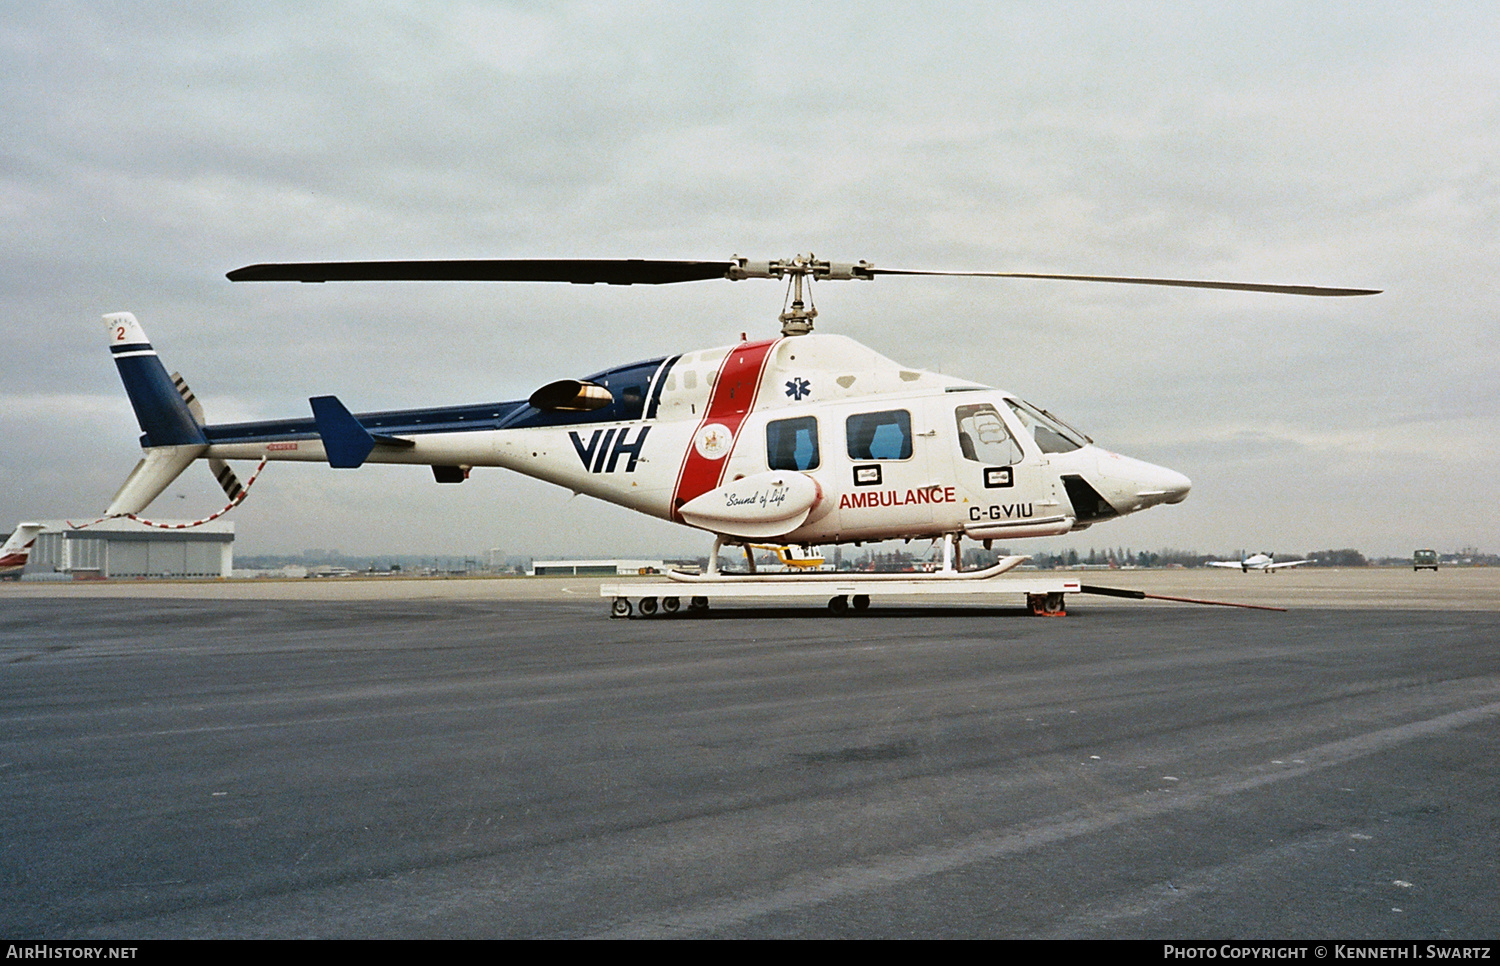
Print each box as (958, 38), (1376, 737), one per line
(1151, 464), (1193, 505)
(1093, 452), (1192, 511)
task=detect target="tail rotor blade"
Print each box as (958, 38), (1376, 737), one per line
(210, 459), (244, 502)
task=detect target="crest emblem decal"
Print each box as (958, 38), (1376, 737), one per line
(693, 422), (732, 460)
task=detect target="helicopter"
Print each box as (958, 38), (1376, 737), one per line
(98, 255), (1377, 573)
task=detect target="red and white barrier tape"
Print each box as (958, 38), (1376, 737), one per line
(68, 458), (269, 530)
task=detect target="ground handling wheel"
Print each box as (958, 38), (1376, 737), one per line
(1027, 592), (1067, 617)
(662, 596), (680, 614)
(640, 597), (658, 616)
(828, 595), (849, 615)
(611, 597), (632, 619)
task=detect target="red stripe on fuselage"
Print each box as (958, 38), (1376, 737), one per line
(671, 339), (779, 521)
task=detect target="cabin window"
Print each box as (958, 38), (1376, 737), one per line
(767, 416), (820, 471)
(846, 409), (912, 460)
(955, 403), (1022, 465)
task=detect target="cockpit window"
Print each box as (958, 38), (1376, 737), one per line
(1005, 399), (1090, 454)
(955, 403), (1022, 465)
(846, 409), (913, 460)
(767, 416), (820, 471)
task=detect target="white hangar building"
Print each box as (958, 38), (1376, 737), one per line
(27, 519), (234, 579)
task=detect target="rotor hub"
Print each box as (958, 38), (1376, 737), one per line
(728, 254), (873, 336)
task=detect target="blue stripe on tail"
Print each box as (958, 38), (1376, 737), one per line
(112, 343), (208, 447)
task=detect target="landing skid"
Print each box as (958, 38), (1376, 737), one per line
(664, 554), (1030, 582)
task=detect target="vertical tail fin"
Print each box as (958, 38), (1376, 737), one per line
(0, 523), (43, 557)
(0, 523), (43, 578)
(106, 313), (207, 448)
(103, 313), (207, 515)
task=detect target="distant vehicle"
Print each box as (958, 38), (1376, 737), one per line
(752, 544), (826, 570)
(1413, 549), (1439, 571)
(1207, 552), (1310, 573)
(0, 523), (44, 580)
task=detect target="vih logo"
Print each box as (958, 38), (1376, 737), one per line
(569, 426), (651, 473)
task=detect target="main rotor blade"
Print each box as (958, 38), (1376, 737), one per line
(228, 257), (1381, 296)
(863, 268), (1381, 297)
(227, 259), (737, 285)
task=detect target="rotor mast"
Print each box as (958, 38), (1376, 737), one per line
(779, 265), (816, 337)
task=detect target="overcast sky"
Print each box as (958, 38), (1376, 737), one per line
(3, 1), (1496, 560)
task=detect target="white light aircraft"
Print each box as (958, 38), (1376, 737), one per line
(0, 523), (43, 580)
(1207, 552), (1312, 573)
(97, 256), (1376, 581)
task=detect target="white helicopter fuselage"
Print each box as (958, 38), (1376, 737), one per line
(150, 326), (1189, 547)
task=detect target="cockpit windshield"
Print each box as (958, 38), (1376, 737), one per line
(1005, 398), (1092, 454)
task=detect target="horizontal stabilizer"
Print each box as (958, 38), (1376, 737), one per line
(105, 444), (208, 517)
(309, 395), (413, 468)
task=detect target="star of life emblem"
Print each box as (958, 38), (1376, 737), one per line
(785, 377), (811, 400)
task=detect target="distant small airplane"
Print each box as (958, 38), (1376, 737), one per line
(1207, 552), (1310, 573)
(0, 523), (43, 580)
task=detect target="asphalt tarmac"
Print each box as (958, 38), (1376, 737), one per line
(3, 570), (1498, 939)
